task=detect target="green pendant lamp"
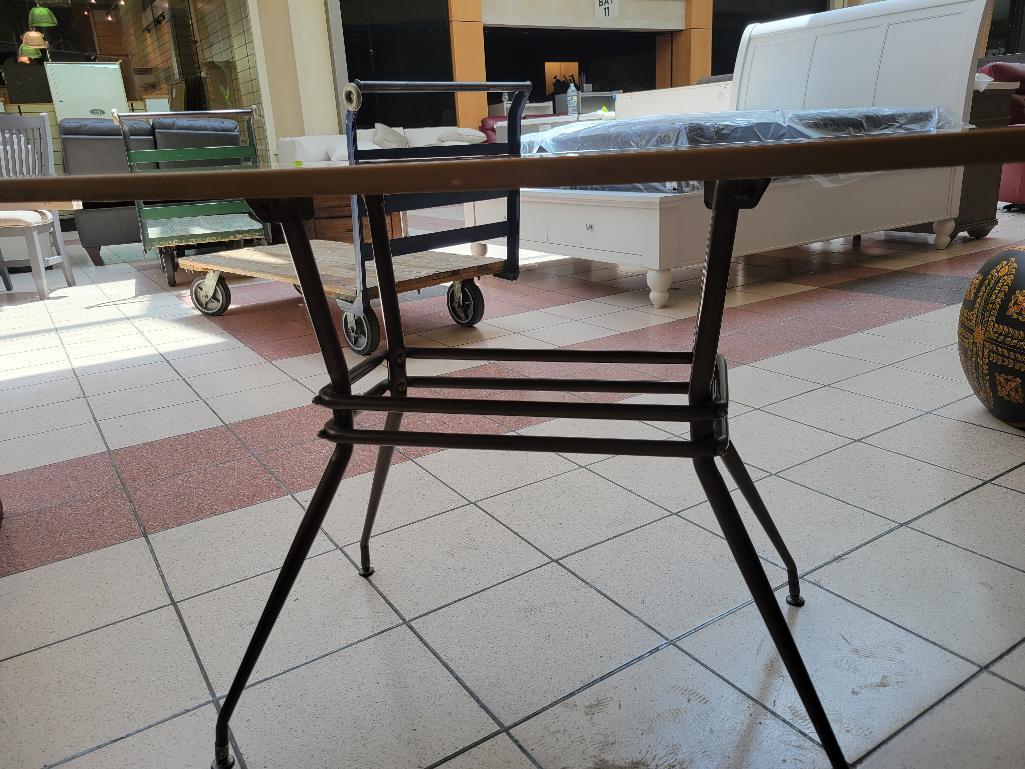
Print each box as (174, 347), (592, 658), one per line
(28, 5), (58, 28)
(18, 44), (41, 59)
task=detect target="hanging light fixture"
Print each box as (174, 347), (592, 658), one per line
(22, 30), (48, 48)
(106, 9), (113, 20)
(28, 5), (59, 28)
(18, 44), (42, 60)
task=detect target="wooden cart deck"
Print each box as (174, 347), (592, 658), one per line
(178, 239), (505, 302)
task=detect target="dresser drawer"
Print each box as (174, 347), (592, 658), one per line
(546, 204), (652, 256)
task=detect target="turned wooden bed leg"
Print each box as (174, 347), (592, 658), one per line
(932, 218), (955, 249)
(646, 268), (672, 308)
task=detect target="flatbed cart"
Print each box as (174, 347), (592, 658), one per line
(114, 108), (270, 287)
(181, 79), (531, 355)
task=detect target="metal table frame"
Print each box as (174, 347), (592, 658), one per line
(210, 175), (850, 769)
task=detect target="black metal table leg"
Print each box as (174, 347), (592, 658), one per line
(359, 411), (403, 577)
(722, 444), (805, 606)
(694, 456), (848, 768)
(212, 443), (353, 769)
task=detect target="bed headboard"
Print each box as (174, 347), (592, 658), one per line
(731, 0), (989, 122)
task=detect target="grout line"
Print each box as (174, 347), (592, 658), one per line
(4, 245), (1020, 769)
(28, 284), (250, 769)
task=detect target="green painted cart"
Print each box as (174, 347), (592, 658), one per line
(113, 108), (268, 286)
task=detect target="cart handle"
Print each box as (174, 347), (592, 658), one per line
(342, 80), (532, 112)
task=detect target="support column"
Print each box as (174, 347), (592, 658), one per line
(658, 0), (712, 87)
(449, 0), (488, 128)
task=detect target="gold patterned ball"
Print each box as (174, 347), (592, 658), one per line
(959, 250), (1025, 429)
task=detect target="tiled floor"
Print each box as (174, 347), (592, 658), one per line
(2, 215), (1025, 769)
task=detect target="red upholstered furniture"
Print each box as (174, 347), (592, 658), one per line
(979, 62), (1025, 206)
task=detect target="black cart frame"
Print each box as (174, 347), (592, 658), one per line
(210, 134), (851, 769)
(336, 80), (530, 353)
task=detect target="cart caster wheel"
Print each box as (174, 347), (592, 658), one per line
(190, 276), (232, 316)
(342, 310), (381, 355)
(211, 756), (235, 769)
(359, 565), (375, 578)
(447, 280), (485, 327)
(159, 247), (178, 287)
(786, 594), (805, 607)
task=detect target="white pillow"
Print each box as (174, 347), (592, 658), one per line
(373, 123), (409, 149)
(327, 142), (348, 162)
(403, 127), (448, 147)
(328, 141), (381, 161)
(437, 126), (486, 144)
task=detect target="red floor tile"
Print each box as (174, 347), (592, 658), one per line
(127, 456), (284, 532)
(246, 333), (322, 361)
(717, 332), (799, 365)
(0, 490), (141, 577)
(232, 404), (329, 454)
(906, 245), (1006, 277)
(261, 439), (396, 492)
(787, 266), (890, 287)
(0, 453), (120, 517)
(113, 427), (248, 486)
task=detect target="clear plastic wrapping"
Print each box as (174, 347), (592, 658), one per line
(520, 107), (962, 192)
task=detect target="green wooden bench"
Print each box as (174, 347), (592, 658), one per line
(114, 110), (268, 286)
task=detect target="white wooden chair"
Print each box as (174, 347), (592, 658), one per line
(0, 113), (74, 299)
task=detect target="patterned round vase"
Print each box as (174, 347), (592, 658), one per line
(959, 249), (1025, 429)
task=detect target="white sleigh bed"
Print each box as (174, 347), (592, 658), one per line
(467, 0), (989, 307)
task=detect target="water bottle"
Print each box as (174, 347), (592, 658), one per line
(566, 82), (578, 120)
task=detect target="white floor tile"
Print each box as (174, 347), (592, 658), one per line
(727, 410), (849, 473)
(187, 361), (293, 399)
(913, 483), (1025, 571)
(0, 376), (82, 414)
(345, 505), (547, 617)
(436, 735), (535, 769)
(728, 365), (820, 408)
(413, 564), (660, 722)
(88, 379), (199, 420)
(684, 476), (892, 570)
(414, 448), (576, 501)
(782, 442), (980, 522)
(98, 400), (220, 449)
(150, 496), (333, 599)
(205, 381), (313, 423)
(0, 607), (209, 769)
(933, 395), (1023, 435)
(78, 360), (181, 396)
(169, 346), (267, 377)
(512, 645), (827, 769)
(517, 417), (671, 465)
(0, 421), (106, 474)
(992, 643), (1025, 687)
(835, 366), (972, 411)
(860, 674), (1025, 769)
(681, 583), (975, 760)
(59, 705), (215, 769)
(479, 467), (665, 558)
(180, 551), (398, 694)
(0, 539), (166, 660)
(564, 516), (784, 637)
(764, 386), (921, 439)
(232, 627), (495, 769)
(813, 528), (1025, 663)
(813, 332), (935, 364)
(302, 460), (467, 544)
(866, 414), (1025, 479)
(752, 347), (881, 385)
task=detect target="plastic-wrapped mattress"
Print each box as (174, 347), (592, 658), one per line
(520, 107), (961, 193)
